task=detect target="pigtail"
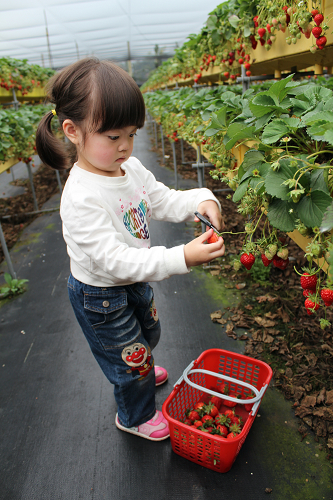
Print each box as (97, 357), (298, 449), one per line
(36, 111), (74, 171)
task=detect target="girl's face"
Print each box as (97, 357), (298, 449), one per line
(76, 125), (137, 177)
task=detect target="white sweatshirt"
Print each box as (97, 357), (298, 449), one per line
(60, 156), (221, 287)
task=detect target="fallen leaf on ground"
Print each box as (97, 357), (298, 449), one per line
(256, 294), (278, 303)
(254, 316), (276, 328)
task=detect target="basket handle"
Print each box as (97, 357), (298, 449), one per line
(181, 363), (267, 416)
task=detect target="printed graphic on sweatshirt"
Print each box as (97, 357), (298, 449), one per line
(122, 343), (153, 380)
(116, 187), (151, 242)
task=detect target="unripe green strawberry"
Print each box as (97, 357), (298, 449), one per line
(267, 244), (277, 256)
(233, 260), (241, 271)
(245, 223), (253, 234)
(277, 247), (289, 260)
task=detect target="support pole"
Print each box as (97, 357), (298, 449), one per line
(26, 162), (38, 212)
(154, 120), (158, 148)
(0, 222), (16, 279)
(171, 141), (178, 189)
(56, 171), (62, 194)
(160, 125), (165, 162)
(181, 138), (185, 164)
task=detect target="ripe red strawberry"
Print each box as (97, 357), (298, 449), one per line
(311, 9), (319, 17)
(312, 26), (322, 38)
(304, 298), (320, 315)
(246, 70), (251, 76)
(224, 71), (230, 78)
(210, 395), (222, 410)
(224, 409), (235, 419)
(272, 255), (289, 270)
(215, 413), (231, 426)
(300, 273), (317, 291)
(186, 410), (201, 422)
(216, 424), (228, 437)
(229, 423), (242, 434)
(194, 401), (205, 411)
(223, 391), (238, 408)
(303, 289), (311, 297)
(193, 420), (203, 428)
(244, 394), (255, 412)
(229, 414), (242, 426)
(204, 402), (219, 418)
(313, 13), (324, 25)
(244, 63), (251, 70)
(316, 36), (327, 49)
(261, 254), (272, 267)
(201, 414), (214, 425)
(240, 253), (255, 270)
(320, 288), (333, 306)
(258, 28), (266, 38)
(207, 232), (219, 244)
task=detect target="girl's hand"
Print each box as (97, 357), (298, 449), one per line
(184, 229), (225, 268)
(195, 200), (224, 232)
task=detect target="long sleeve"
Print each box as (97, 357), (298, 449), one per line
(60, 157), (220, 287)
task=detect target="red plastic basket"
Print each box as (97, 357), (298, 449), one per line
(162, 349), (273, 473)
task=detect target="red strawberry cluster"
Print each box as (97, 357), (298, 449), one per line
(311, 10), (327, 49)
(181, 385), (254, 439)
(300, 272), (333, 314)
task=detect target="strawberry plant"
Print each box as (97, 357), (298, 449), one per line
(0, 57), (54, 95)
(0, 104), (59, 163)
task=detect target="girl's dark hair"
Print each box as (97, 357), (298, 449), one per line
(36, 57), (146, 170)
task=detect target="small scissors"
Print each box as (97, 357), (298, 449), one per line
(194, 211), (221, 235)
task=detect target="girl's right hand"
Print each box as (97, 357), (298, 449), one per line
(184, 228), (225, 268)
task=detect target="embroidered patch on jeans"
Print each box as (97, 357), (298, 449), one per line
(150, 299), (158, 322)
(121, 343), (153, 380)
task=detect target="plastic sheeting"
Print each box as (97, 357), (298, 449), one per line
(0, 1), (220, 69)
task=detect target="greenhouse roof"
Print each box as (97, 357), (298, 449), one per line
(0, 1), (220, 69)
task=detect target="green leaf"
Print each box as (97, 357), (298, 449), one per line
(267, 74), (295, 101)
(241, 149), (265, 171)
(310, 169), (330, 194)
(4, 273), (12, 285)
(233, 179), (249, 202)
(324, 129), (333, 146)
(228, 15), (240, 29)
(204, 128), (220, 137)
(265, 162), (297, 200)
(297, 190), (332, 227)
(261, 119), (289, 144)
(320, 202), (333, 232)
(267, 199), (297, 231)
(206, 15), (218, 30)
(224, 124), (255, 149)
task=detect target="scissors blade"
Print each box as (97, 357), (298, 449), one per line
(194, 211), (220, 234)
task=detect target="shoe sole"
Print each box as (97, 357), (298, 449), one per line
(115, 414), (170, 441)
(155, 373), (168, 386)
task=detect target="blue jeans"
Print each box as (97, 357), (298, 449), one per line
(67, 274), (161, 428)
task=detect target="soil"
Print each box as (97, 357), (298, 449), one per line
(0, 166), (68, 263)
(147, 123), (333, 458)
(1, 127), (332, 458)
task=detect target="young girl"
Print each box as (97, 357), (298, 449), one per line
(36, 57), (225, 441)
